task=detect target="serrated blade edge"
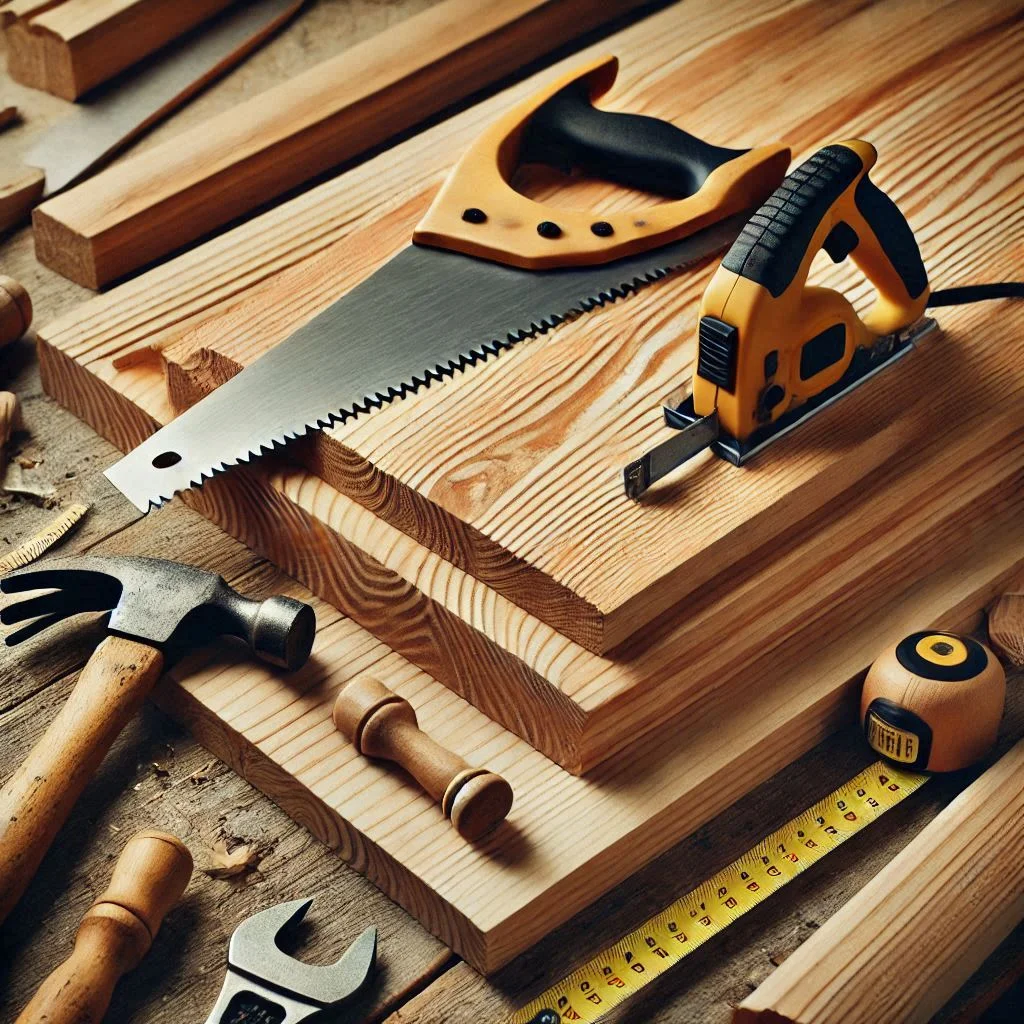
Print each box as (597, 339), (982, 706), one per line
(105, 215), (746, 512)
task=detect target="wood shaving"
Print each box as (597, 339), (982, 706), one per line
(0, 502), (89, 573)
(2, 461), (55, 503)
(989, 592), (1024, 667)
(204, 837), (262, 880)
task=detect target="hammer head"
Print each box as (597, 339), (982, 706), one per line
(0, 555), (316, 670)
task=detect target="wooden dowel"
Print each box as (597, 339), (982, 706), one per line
(334, 675), (513, 841)
(733, 739), (1024, 1024)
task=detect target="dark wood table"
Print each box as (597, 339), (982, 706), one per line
(1, 3), (1021, 1020)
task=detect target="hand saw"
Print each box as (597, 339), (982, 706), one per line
(623, 139), (1023, 499)
(104, 55), (791, 512)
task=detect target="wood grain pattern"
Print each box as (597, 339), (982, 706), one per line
(41, 292), (1024, 775)
(32, 0), (653, 288)
(5, 0), (236, 100)
(30, 0), (1024, 971)
(35, 0), (1024, 769)
(0, 636), (164, 923)
(139, 0), (1024, 653)
(733, 739), (1024, 1024)
(29, 304), (1024, 967)
(149, 522), (1024, 973)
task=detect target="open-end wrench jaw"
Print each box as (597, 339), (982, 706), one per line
(203, 898), (377, 1024)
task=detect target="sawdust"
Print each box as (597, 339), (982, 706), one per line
(204, 837), (264, 880)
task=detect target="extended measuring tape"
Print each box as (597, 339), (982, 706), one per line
(511, 761), (928, 1024)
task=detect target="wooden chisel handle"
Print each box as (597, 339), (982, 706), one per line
(0, 636), (164, 923)
(0, 273), (33, 348)
(15, 829), (192, 1024)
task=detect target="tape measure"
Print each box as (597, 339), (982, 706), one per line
(510, 761), (928, 1024)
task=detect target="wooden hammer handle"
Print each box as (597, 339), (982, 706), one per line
(15, 830), (192, 1024)
(0, 636), (164, 923)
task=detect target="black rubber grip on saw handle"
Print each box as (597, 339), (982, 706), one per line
(721, 144), (928, 300)
(519, 79), (747, 198)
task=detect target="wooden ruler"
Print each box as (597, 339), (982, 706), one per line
(511, 762), (929, 1024)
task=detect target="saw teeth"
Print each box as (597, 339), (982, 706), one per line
(141, 256), (689, 509)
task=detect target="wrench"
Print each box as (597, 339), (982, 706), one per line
(204, 898), (377, 1023)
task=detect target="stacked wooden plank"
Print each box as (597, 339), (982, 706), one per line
(3, 0), (236, 99)
(34, 0), (1024, 973)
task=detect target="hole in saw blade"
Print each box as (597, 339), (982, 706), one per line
(152, 451), (182, 469)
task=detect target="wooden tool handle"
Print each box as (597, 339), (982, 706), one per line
(334, 675), (513, 841)
(0, 637), (164, 923)
(0, 273), (33, 348)
(15, 829), (192, 1024)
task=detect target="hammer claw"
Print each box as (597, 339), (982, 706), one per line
(1, 586), (108, 625)
(3, 612), (72, 647)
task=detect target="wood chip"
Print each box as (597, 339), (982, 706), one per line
(204, 837), (262, 880)
(988, 592), (1024, 666)
(0, 502), (89, 573)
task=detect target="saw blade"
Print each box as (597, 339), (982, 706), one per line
(106, 214), (748, 512)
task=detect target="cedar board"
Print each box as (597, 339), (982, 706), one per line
(33, 322), (1024, 970)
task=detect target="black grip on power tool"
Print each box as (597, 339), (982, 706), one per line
(721, 145), (863, 297)
(519, 78), (747, 198)
(720, 144), (928, 301)
(853, 173), (928, 299)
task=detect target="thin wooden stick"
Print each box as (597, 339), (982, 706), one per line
(989, 592), (1024, 667)
(734, 739), (1024, 1024)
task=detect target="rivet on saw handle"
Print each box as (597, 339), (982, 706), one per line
(333, 675), (513, 841)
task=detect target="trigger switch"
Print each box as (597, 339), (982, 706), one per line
(823, 221), (859, 263)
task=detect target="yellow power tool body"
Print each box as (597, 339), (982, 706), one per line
(625, 139), (934, 498)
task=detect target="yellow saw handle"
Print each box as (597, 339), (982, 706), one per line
(694, 140), (930, 442)
(414, 55), (790, 270)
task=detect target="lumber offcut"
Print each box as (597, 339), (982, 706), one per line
(5, 0), (236, 100)
(32, 0), (652, 288)
(734, 739), (1024, 1024)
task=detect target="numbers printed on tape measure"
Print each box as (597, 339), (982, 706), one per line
(510, 761), (927, 1024)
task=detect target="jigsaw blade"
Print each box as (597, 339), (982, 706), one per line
(106, 215), (747, 512)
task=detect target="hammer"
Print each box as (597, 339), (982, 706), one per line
(0, 554), (316, 923)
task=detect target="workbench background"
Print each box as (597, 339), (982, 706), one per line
(0, 1), (1021, 1020)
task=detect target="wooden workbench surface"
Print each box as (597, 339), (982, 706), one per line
(0, 2), (1021, 1020)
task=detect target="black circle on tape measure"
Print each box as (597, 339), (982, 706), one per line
(895, 631), (989, 681)
(529, 1012), (560, 1024)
